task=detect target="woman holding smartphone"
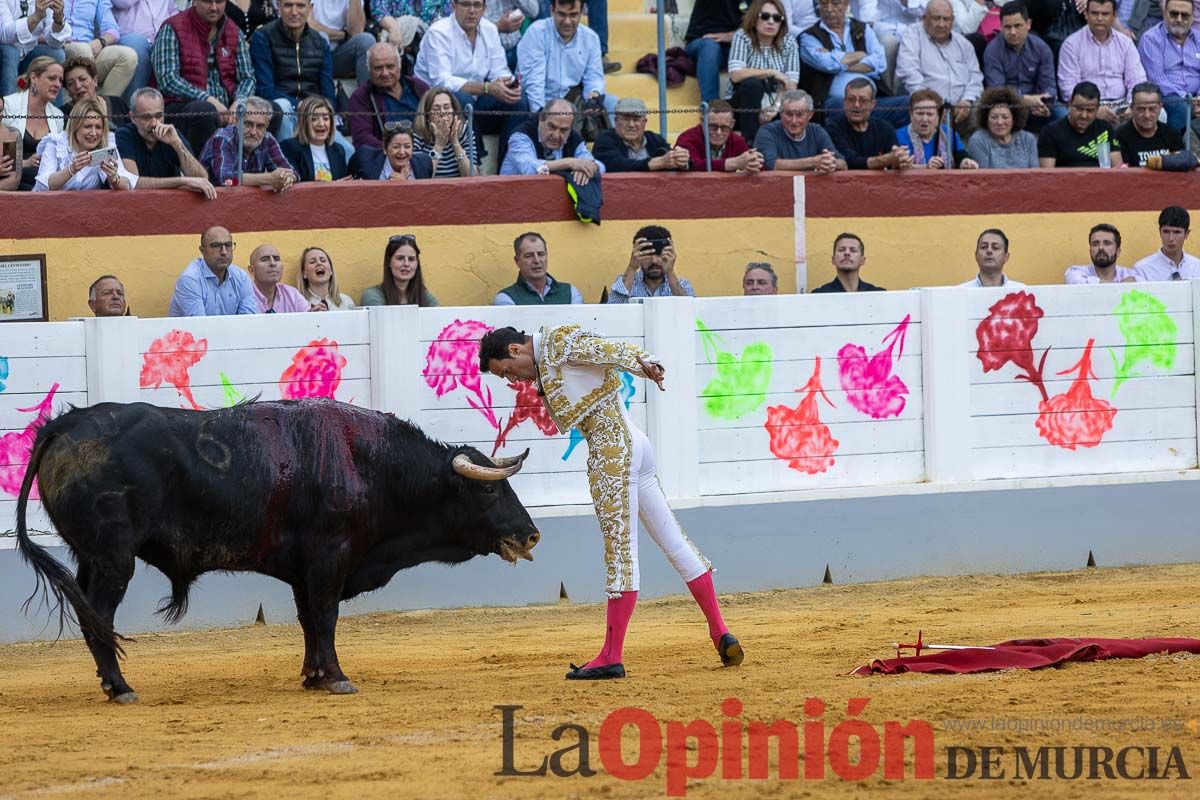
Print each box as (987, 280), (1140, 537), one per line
(0, 94), (22, 191)
(34, 98), (138, 191)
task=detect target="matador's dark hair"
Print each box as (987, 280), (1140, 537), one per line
(478, 327), (528, 372)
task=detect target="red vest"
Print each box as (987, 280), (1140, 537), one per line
(160, 9), (242, 105)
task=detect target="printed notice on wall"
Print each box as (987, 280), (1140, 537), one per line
(0, 255), (48, 322)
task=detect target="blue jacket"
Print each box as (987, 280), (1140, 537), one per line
(280, 137), (350, 182)
(349, 147), (434, 180)
(249, 21), (335, 104)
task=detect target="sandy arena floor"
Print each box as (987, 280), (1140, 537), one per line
(0, 563), (1198, 799)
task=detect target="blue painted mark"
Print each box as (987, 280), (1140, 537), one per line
(561, 372), (636, 461)
(0, 356), (8, 392)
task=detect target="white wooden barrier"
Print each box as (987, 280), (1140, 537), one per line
(3, 282), (1199, 541)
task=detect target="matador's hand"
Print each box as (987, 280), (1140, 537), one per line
(636, 355), (665, 391)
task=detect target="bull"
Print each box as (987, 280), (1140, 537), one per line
(15, 399), (540, 703)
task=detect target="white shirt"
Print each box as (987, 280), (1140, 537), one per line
(0, 0), (72, 56)
(1132, 250), (1200, 281)
(34, 131), (139, 191)
(310, 0), (349, 43)
(1064, 264), (1136, 284)
(874, 0), (927, 38)
(779, 0), (878, 32)
(959, 274), (1026, 287)
(414, 15), (511, 93)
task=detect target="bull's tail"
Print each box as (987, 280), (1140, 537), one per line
(15, 432), (123, 656)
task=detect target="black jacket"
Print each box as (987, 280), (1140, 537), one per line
(592, 129), (672, 172)
(349, 146), (434, 180)
(280, 137), (349, 182)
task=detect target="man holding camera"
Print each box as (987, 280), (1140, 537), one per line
(606, 224), (696, 303)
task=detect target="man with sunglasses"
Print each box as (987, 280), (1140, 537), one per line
(116, 86), (216, 196)
(674, 99), (763, 172)
(1137, 0), (1200, 134)
(168, 226), (259, 317)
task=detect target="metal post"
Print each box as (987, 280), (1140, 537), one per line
(655, 2), (668, 138)
(465, 105), (477, 176)
(235, 100), (246, 187)
(1187, 94), (1194, 153)
(700, 101), (712, 173)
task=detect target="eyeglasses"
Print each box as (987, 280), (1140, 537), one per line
(1168, 10), (1192, 19)
(384, 119), (413, 132)
(759, 12), (784, 22)
(844, 96), (874, 107)
(707, 122), (733, 132)
(135, 111), (165, 121)
(208, 242), (235, 251)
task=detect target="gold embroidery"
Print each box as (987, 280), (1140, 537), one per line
(580, 398), (634, 596)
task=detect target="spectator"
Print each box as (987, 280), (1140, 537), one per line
(826, 78), (912, 170)
(0, 93), (19, 190)
(1037, 80), (1124, 166)
(593, 96), (688, 172)
(109, 0), (168, 101)
(674, 99), (763, 172)
(360, 233), (441, 306)
(742, 261), (778, 295)
(982, 1), (1059, 133)
(967, 85), (1039, 167)
(753, 88), (846, 172)
(500, 97), (602, 181)
(0, 0), (70, 97)
(250, 0), (334, 142)
(812, 232), (885, 292)
(875, 0), (927, 95)
(517, 0), (614, 121)
(152, 0), (256, 158)
(35, 98), (137, 190)
(1116, 82), (1185, 167)
(607, 224), (696, 303)
(413, 0), (529, 164)
(298, 245), (357, 310)
(168, 225), (259, 317)
(963, 228), (1025, 286)
(281, 94), (349, 180)
(248, 243), (311, 312)
(117, 86), (216, 195)
(225, 0), (278, 38)
(349, 120), (434, 178)
(1133, 205), (1200, 280)
(798, 0), (887, 115)
(87, 274), (127, 316)
(684, 0), (743, 104)
(896, 0), (983, 130)
(486, 0), (536, 72)
(1057, 0), (1145, 124)
(729, 0), (799, 143)
(373, 0), (450, 37)
(200, 95), (298, 189)
(895, 89), (978, 167)
(493, 231), (584, 304)
(1065, 223), (1135, 283)
(63, 0), (139, 98)
(1, 56), (62, 189)
(1137, 0), (1200, 134)
(309, 0), (374, 86)
(61, 55), (128, 122)
(778, 0), (881, 33)
(348, 42), (424, 150)
(413, 87), (476, 177)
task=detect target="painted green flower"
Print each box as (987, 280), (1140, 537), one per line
(697, 319), (772, 420)
(1110, 290), (1176, 396)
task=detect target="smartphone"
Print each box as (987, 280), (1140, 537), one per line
(0, 139), (15, 166)
(646, 238), (669, 255)
(88, 145), (120, 167)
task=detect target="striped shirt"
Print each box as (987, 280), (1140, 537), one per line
(151, 23), (256, 105)
(726, 29), (800, 98)
(413, 128), (477, 178)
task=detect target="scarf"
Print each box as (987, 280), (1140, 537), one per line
(908, 107), (954, 168)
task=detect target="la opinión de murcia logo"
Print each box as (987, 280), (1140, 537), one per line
(496, 699), (1191, 795)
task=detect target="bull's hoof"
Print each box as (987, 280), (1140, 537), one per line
(302, 676), (358, 694)
(111, 691), (140, 705)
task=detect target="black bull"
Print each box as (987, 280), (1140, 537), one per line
(15, 399), (540, 702)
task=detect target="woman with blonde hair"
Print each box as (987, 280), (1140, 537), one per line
(35, 98), (137, 191)
(281, 96), (350, 182)
(298, 246), (356, 311)
(412, 87), (475, 178)
(1, 56), (64, 189)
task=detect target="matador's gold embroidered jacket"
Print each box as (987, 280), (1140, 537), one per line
(535, 324), (654, 433)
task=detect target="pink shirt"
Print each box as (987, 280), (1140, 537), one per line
(1057, 27), (1146, 102)
(253, 282), (311, 313)
(110, 0), (173, 43)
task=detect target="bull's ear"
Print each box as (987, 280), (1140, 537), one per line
(489, 449), (529, 469)
(451, 453), (523, 481)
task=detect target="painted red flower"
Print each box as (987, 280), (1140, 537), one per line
(766, 358), (839, 475)
(838, 314), (910, 419)
(0, 383), (60, 499)
(140, 329), (208, 410)
(492, 380), (558, 457)
(1036, 339), (1117, 450)
(423, 319), (499, 429)
(280, 338), (347, 400)
(975, 291), (1049, 401)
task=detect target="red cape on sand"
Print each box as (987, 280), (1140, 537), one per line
(852, 638), (1200, 676)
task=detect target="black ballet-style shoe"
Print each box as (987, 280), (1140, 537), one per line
(717, 633), (744, 667)
(565, 662), (626, 680)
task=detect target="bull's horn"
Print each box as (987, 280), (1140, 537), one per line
(490, 449), (530, 469)
(452, 453), (523, 481)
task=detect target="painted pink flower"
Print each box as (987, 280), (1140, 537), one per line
(0, 383), (60, 499)
(766, 358), (839, 475)
(1036, 339), (1116, 450)
(492, 379), (558, 457)
(423, 319), (499, 429)
(838, 314), (911, 419)
(140, 329), (208, 410)
(975, 291), (1049, 401)
(280, 338), (347, 400)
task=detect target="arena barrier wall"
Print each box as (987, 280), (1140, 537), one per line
(4, 287), (1200, 640)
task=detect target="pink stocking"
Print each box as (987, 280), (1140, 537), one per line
(686, 571), (729, 647)
(584, 591), (638, 668)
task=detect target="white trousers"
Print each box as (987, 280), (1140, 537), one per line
(64, 42), (138, 98)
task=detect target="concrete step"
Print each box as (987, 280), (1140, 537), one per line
(605, 72), (701, 111)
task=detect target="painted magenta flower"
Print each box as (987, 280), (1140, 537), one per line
(838, 314), (910, 419)
(1036, 339), (1117, 450)
(0, 383), (60, 499)
(492, 379), (559, 457)
(280, 338), (347, 400)
(140, 329), (209, 410)
(766, 358), (839, 475)
(975, 291), (1049, 401)
(423, 319), (499, 429)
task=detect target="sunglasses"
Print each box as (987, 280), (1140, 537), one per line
(384, 119), (413, 132)
(759, 12), (784, 22)
(390, 234), (417, 244)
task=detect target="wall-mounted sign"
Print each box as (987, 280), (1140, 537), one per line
(0, 254), (48, 322)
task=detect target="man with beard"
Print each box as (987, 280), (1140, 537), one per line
(962, 228), (1026, 287)
(1137, 0), (1200, 134)
(1065, 224), (1136, 283)
(825, 79), (912, 170)
(87, 275), (128, 317)
(1038, 81), (1124, 167)
(117, 87), (215, 195)
(1115, 83), (1185, 167)
(606, 225), (696, 302)
(248, 243), (310, 312)
(199, 95), (297, 189)
(812, 232), (885, 292)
